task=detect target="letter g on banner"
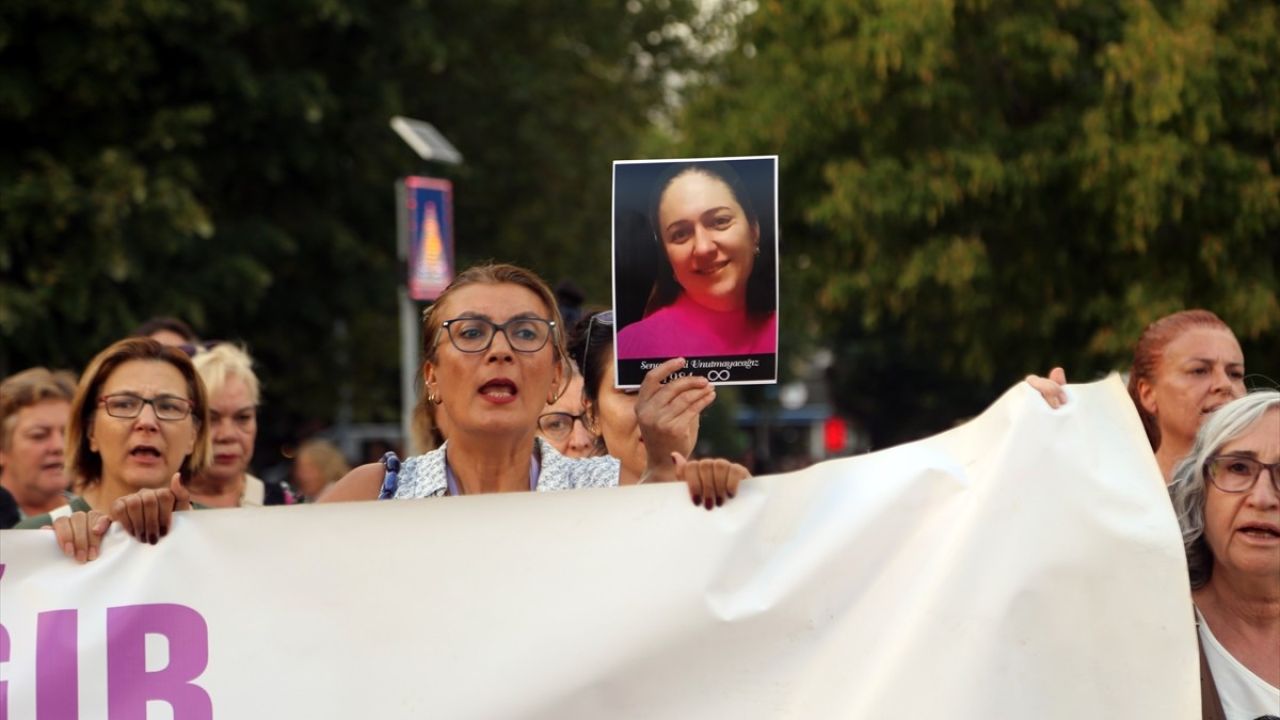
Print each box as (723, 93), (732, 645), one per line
(707, 370), (731, 382)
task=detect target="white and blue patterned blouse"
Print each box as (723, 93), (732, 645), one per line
(391, 437), (620, 499)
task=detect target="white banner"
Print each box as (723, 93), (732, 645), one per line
(0, 376), (1198, 719)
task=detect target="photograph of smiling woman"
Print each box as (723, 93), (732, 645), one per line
(612, 156), (779, 387)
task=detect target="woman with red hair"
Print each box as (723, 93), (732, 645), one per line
(1029, 309), (1246, 482)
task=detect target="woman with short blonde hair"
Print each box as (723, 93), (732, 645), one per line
(189, 343), (284, 507)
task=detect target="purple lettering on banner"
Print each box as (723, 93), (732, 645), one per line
(107, 604), (212, 720)
(36, 609), (78, 720)
(0, 621), (9, 720)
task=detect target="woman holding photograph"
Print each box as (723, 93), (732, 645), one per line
(617, 161), (777, 359)
(573, 310), (724, 502)
(320, 263), (744, 507)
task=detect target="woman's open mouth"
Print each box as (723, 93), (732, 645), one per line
(479, 378), (519, 404)
(1236, 522), (1280, 543)
(128, 445), (164, 465)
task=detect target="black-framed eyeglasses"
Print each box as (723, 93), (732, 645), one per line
(440, 316), (555, 353)
(538, 411), (591, 441)
(1205, 454), (1280, 494)
(98, 393), (194, 421)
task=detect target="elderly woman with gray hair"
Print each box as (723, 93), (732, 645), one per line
(1168, 389), (1279, 720)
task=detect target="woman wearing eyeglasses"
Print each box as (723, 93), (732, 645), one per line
(14, 338), (209, 561)
(324, 263), (744, 504)
(568, 309), (733, 508)
(1168, 389), (1279, 719)
(537, 362), (598, 459)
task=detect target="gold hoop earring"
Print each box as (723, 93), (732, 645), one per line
(428, 389), (442, 405)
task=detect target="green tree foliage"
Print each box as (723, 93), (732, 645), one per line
(671, 0), (1279, 445)
(0, 0), (709, 448)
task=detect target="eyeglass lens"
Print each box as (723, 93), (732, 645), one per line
(101, 393), (192, 420)
(1209, 455), (1280, 492)
(538, 412), (584, 439)
(445, 317), (551, 353)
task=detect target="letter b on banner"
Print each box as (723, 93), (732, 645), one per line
(107, 604), (212, 720)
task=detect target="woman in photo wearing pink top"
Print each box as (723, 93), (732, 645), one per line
(617, 160), (777, 361)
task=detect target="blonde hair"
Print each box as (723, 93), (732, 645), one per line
(295, 439), (350, 492)
(421, 263), (568, 366)
(1, 367), (77, 451)
(420, 263), (569, 408)
(66, 338), (210, 485)
(192, 343), (260, 405)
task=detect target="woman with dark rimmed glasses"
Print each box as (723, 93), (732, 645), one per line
(537, 360), (598, 459)
(1167, 389), (1279, 719)
(14, 338), (210, 562)
(566, 309), (742, 507)
(322, 263), (746, 504)
(570, 310), (649, 482)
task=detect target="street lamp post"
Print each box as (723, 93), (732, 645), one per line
(390, 116), (462, 453)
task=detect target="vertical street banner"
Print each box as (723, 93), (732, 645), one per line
(403, 176), (454, 301)
(0, 377), (1199, 718)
